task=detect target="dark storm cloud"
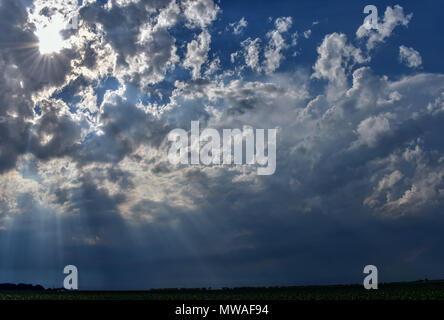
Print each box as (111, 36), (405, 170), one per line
(0, 117), (30, 174)
(0, 1), (34, 173)
(80, 2), (146, 57)
(0, 1), (83, 172)
(80, 0), (180, 87)
(71, 94), (170, 165)
(28, 100), (86, 160)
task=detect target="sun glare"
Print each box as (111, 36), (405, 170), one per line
(35, 18), (66, 55)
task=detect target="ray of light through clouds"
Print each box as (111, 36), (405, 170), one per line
(0, 0), (444, 289)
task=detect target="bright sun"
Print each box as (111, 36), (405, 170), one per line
(35, 18), (66, 55)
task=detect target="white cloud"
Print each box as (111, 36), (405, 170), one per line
(312, 33), (369, 87)
(357, 5), (412, 50)
(274, 16), (292, 33)
(157, 0), (181, 28)
(184, 30), (211, 79)
(229, 17), (248, 35)
(241, 38), (262, 72)
(117, 22), (179, 87)
(264, 17), (293, 74)
(364, 142), (444, 216)
(399, 45), (422, 68)
(204, 57), (221, 77)
(231, 16), (298, 74)
(355, 114), (391, 147)
(182, 0), (220, 29)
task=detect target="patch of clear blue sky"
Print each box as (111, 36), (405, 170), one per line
(56, 0), (444, 111)
(216, 0), (444, 75)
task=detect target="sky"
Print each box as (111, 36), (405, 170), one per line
(0, 0), (444, 290)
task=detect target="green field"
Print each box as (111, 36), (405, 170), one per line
(1, 281), (444, 300)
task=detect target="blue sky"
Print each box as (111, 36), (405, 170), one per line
(0, 0), (444, 290)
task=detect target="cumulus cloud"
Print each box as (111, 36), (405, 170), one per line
(184, 29), (211, 79)
(240, 38), (262, 72)
(355, 114), (391, 147)
(230, 16), (297, 74)
(357, 5), (412, 50)
(81, 0), (180, 88)
(204, 56), (221, 77)
(229, 17), (248, 35)
(264, 17), (293, 74)
(399, 45), (422, 68)
(312, 33), (369, 88)
(182, 0), (220, 29)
